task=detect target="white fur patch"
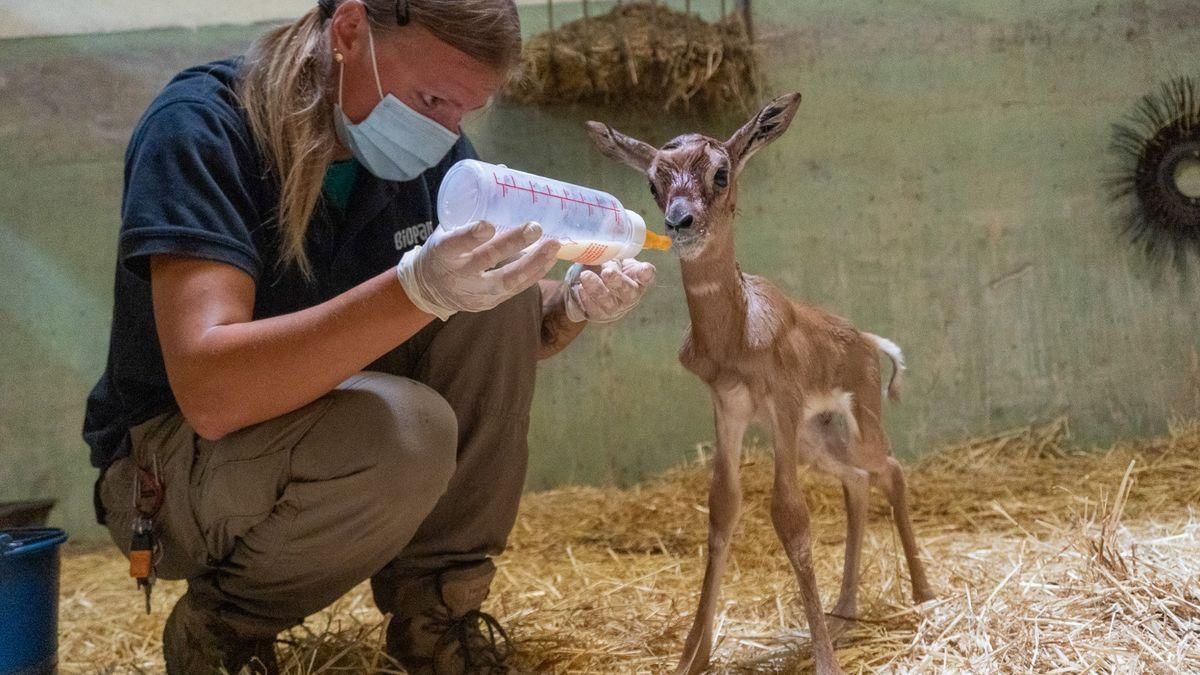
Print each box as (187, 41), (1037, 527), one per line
(864, 332), (906, 401)
(803, 389), (861, 442)
(744, 287), (783, 350)
(864, 333), (906, 370)
(685, 280), (724, 296)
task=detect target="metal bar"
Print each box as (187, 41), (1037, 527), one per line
(583, 0), (589, 19)
(743, 0), (754, 41)
(720, 0), (727, 18)
(685, 0), (691, 13)
(547, 0), (554, 31)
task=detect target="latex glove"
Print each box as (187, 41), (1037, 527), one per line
(564, 258), (657, 324)
(397, 221), (561, 320)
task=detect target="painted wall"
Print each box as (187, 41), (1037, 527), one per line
(0, 0), (313, 39)
(0, 0), (553, 39)
(1, 0), (1198, 541)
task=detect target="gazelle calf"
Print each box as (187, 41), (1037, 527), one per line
(586, 93), (934, 675)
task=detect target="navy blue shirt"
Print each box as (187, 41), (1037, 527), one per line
(83, 58), (477, 476)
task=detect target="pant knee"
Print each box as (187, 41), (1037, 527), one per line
(286, 373), (458, 508)
(390, 380), (458, 493)
(337, 373), (456, 492)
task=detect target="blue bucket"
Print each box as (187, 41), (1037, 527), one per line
(0, 528), (69, 675)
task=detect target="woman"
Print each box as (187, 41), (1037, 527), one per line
(82, 1), (655, 672)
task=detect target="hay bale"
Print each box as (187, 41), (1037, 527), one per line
(503, 3), (763, 112)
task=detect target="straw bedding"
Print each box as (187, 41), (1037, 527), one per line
(502, 3), (762, 112)
(59, 417), (1200, 673)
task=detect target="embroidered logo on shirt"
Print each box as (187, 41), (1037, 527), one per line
(394, 221), (434, 251)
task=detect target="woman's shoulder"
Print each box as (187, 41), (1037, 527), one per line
(127, 58), (262, 166)
(134, 59), (250, 143)
(154, 58), (244, 110)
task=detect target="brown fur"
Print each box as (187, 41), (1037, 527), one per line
(588, 93), (933, 675)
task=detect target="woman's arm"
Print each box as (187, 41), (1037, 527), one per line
(154, 221), (559, 441)
(537, 279), (586, 360)
(152, 255), (430, 441)
(536, 259), (657, 359)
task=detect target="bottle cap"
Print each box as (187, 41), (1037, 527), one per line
(616, 209), (649, 259)
(618, 210), (671, 257)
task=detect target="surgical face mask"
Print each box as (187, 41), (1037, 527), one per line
(334, 28), (460, 182)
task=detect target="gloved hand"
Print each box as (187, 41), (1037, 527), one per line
(397, 221), (561, 321)
(564, 258), (656, 324)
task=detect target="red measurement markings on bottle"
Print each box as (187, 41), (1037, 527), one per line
(577, 242), (611, 265)
(493, 173), (621, 217)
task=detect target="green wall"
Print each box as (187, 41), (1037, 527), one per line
(2, 1), (1198, 541)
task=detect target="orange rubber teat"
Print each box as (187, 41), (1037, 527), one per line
(642, 229), (673, 251)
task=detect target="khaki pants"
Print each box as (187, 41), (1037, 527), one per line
(99, 287), (541, 635)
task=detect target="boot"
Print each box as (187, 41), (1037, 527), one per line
(380, 560), (513, 675)
(162, 589), (280, 675)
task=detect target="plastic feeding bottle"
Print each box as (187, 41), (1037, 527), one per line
(437, 159), (672, 265)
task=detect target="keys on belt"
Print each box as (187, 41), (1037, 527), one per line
(130, 455), (164, 614)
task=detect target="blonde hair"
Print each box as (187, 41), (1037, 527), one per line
(238, 0), (521, 277)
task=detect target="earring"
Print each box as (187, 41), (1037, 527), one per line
(334, 51), (344, 63)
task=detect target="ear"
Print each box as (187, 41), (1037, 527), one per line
(330, 0), (370, 58)
(724, 92), (802, 172)
(585, 121), (657, 173)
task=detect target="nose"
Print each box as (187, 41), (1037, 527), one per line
(666, 213), (694, 230)
(665, 201), (694, 231)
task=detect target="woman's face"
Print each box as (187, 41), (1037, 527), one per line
(330, 2), (504, 135)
